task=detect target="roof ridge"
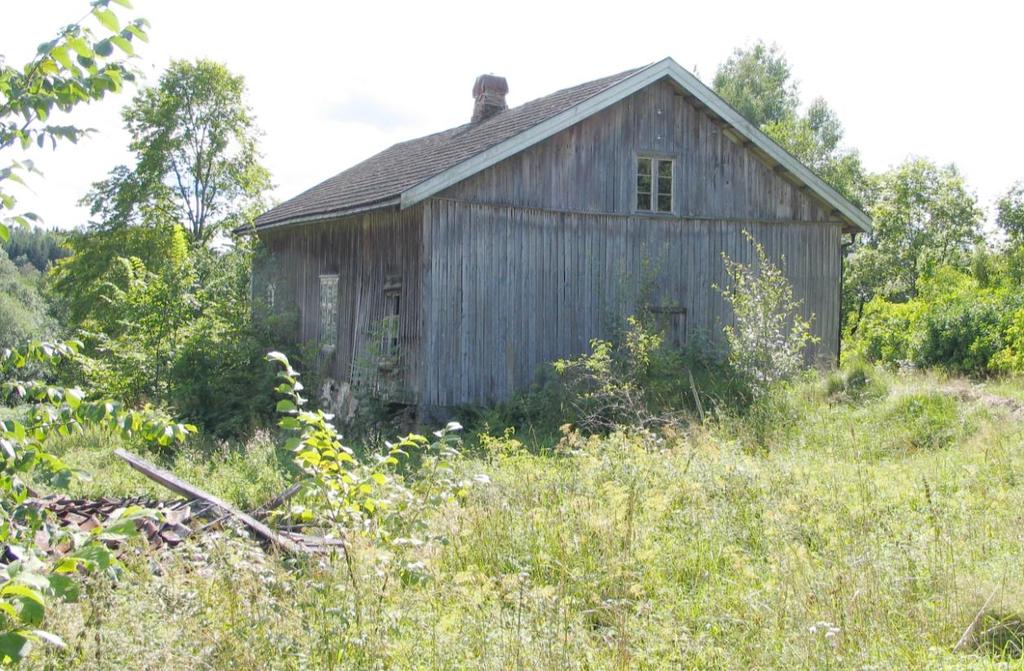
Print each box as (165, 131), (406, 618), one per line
(253, 64), (647, 228)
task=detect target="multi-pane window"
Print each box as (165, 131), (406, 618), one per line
(636, 157), (673, 213)
(319, 274), (338, 350)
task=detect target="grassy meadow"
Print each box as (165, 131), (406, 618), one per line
(23, 368), (1024, 670)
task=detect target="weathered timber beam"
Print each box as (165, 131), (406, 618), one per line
(114, 449), (309, 555)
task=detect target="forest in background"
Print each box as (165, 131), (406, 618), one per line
(2, 3), (1024, 668)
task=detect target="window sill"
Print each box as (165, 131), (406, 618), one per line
(633, 210), (679, 219)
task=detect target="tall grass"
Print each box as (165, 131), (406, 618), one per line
(25, 371), (1024, 669)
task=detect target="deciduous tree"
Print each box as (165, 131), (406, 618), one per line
(85, 60), (271, 242)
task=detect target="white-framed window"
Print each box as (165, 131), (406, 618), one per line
(636, 156), (674, 213)
(319, 274), (338, 350)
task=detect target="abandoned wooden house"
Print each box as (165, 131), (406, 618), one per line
(247, 57), (872, 414)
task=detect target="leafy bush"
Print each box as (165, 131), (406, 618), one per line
(0, 340), (194, 663)
(537, 317), (746, 435)
(848, 264), (1024, 376)
(719, 232), (818, 397)
(846, 297), (921, 366)
(49, 229), (286, 438)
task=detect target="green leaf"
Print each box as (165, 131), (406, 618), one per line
(276, 399), (296, 413)
(1, 584), (44, 606)
(109, 35), (133, 55)
(93, 39), (114, 58)
(0, 632), (31, 663)
(0, 223), (8, 243)
(50, 45), (74, 70)
(266, 351), (290, 365)
(66, 36), (92, 58)
(92, 7), (120, 32)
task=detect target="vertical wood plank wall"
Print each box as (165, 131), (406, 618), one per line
(441, 78), (835, 223)
(259, 75), (852, 410)
(422, 198), (842, 408)
(259, 206), (423, 398)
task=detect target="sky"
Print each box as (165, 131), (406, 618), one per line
(4, 0), (1022, 230)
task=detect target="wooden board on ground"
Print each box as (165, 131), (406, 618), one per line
(114, 448), (311, 556)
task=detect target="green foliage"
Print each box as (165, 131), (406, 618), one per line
(0, 226), (68, 274)
(762, 98), (868, 207)
(0, 249), (56, 349)
(997, 181), (1024, 244)
(823, 358), (890, 403)
(719, 232), (818, 396)
(0, 1), (147, 242)
(23, 369), (1024, 668)
(847, 263), (1024, 376)
(713, 43), (867, 206)
(0, 340), (193, 664)
(845, 158), (984, 316)
(713, 41), (798, 128)
(47, 224), (187, 328)
(537, 317), (744, 435)
(48, 227), (282, 437)
(881, 392), (963, 452)
(268, 350), (482, 597)
(84, 60), (270, 241)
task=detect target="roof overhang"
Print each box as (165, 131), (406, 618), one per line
(399, 57), (871, 234)
(239, 197), (401, 235)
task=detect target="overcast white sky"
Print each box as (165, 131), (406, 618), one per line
(5, 0), (1022, 229)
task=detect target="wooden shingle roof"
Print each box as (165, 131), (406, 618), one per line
(253, 67), (644, 228)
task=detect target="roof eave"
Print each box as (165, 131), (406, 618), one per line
(236, 197), (402, 235)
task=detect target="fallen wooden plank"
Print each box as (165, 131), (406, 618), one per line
(253, 482), (303, 520)
(113, 448), (309, 556)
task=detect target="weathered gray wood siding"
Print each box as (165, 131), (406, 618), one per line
(258, 206), (424, 399)
(421, 199), (842, 407)
(440, 78), (837, 223)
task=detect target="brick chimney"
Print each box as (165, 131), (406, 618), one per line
(471, 74), (508, 123)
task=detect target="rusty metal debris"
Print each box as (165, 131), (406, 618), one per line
(21, 451), (339, 558)
(33, 494), (200, 552)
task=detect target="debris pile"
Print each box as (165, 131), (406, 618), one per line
(19, 450), (343, 558)
(34, 494), (204, 550)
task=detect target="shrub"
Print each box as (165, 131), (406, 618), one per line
(847, 264), (1024, 376)
(552, 316), (664, 433)
(719, 232), (818, 397)
(846, 297), (921, 366)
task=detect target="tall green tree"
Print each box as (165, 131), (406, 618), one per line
(0, 225), (68, 272)
(844, 158), (984, 324)
(996, 181), (1024, 244)
(712, 41), (798, 128)
(712, 42), (867, 206)
(85, 60), (271, 242)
